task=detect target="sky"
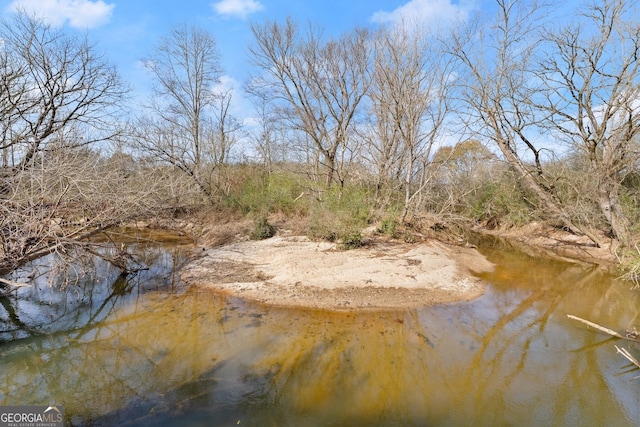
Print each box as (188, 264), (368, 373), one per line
(0, 0), (484, 118)
(0, 0), (588, 154)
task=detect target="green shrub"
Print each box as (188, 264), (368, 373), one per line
(224, 170), (308, 216)
(340, 230), (364, 250)
(305, 184), (374, 245)
(377, 217), (399, 238)
(619, 187), (640, 239)
(462, 176), (535, 226)
(249, 216), (276, 240)
(323, 185), (372, 225)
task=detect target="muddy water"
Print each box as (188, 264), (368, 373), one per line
(0, 236), (639, 426)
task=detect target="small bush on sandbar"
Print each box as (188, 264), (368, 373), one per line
(340, 230), (364, 250)
(250, 216), (276, 240)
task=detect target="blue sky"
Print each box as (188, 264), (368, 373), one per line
(0, 0), (482, 107)
(1, 0), (587, 143)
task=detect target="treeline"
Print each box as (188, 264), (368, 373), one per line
(2, 0), (640, 283)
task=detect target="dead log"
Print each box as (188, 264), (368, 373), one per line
(568, 314), (640, 379)
(567, 314), (640, 342)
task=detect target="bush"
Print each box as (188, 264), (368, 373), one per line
(377, 217), (399, 238)
(462, 174), (535, 226)
(249, 216), (276, 240)
(340, 230), (364, 250)
(224, 168), (308, 217)
(306, 184), (374, 245)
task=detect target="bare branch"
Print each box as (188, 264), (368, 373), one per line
(248, 19), (372, 186)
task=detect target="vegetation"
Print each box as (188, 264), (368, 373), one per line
(0, 14), (133, 283)
(2, 0), (640, 289)
(249, 216), (276, 241)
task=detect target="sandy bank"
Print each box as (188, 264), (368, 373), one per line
(180, 236), (494, 310)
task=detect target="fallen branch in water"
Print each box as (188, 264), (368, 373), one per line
(0, 277), (30, 296)
(567, 314), (640, 342)
(568, 314), (640, 378)
(615, 346), (640, 380)
(0, 277), (29, 288)
(615, 346), (640, 370)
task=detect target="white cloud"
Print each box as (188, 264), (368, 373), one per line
(211, 0), (263, 20)
(7, 0), (115, 28)
(212, 75), (238, 96)
(212, 75), (253, 119)
(371, 0), (476, 28)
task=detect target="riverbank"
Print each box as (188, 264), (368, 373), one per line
(165, 211), (620, 310)
(180, 231), (494, 310)
(471, 221), (618, 265)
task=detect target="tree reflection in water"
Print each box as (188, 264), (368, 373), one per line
(0, 239), (189, 342)
(1, 238), (639, 426)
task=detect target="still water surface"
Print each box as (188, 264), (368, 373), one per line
(0, 234), (639, 426)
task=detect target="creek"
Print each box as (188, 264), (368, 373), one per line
(0, 231), (638, 426)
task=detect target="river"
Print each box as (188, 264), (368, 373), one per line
(0, 231), (638, 426)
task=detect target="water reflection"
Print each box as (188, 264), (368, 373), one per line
(0, 230), (191, 342)
(0, 238), (639, 426)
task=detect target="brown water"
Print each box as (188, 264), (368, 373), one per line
(0, 237), (639, 426)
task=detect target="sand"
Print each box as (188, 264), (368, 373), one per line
(180, 236), (494, 310)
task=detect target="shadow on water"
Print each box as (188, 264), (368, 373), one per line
(1, 233), (639, 426)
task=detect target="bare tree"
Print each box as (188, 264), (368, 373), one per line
(536, 0), (640, 247)
(0, 13), (126, 171)
(0, 13), (140, 283)
(0, 142), (165, 285)
(208, 89), (243, 165)
(431, 139), (503, 217)
(247, 88), (271, 169)
(366, 24), (455, 221)
(248, 19), (372, 187)
(135, 24), (230, 203)
(447, 0), (606, 243)
(245, 79), (289, 170)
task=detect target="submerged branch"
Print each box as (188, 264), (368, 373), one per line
(0, 277), (30, 296)
(0, 277), (29, 288)
(615, 346), (640, 380)
(615, 345), (640, 370)
(566, 314), (640, 342)
(568, 314), (640, 378)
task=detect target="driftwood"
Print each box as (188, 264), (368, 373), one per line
(0, 277), (29, 288)
(615, 346), (640, 380)
(615, 346), (640, 370)
(567, 314), (640, 342)
(568, 314), (640, 379)
(0, 277), (30, 297)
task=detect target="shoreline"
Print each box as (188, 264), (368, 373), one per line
(179, 235), (494, 310)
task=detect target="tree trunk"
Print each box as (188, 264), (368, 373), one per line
(597, 177), (630, 247)
(400, 154), (414, 223)
(324, 151), (336, 187)
(491, 125), (604, 247)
